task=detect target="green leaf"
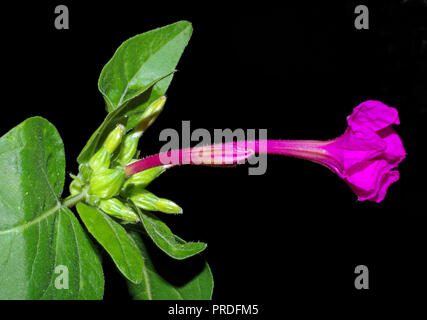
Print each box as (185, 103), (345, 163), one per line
(128, 232), (213, 300)
(134, 206), (207, 260)
(0, 117), (104, 299)
(77, 82), (164, 164)
(76, 203), (143, 284)
(77, 21), (193, 164)
(99, 20), (193, 112)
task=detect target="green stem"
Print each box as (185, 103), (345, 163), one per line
(62, 192), (86, 208)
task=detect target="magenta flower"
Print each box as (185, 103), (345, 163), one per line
(126, 100), (406, 202)
(319, 100), (406, 202)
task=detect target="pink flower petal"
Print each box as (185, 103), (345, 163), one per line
(347, 100), (400, 132)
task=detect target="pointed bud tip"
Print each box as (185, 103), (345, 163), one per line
(136, 96), (167, 132)
(104, 124), (125, 154)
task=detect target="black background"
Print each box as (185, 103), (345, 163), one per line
(2, 0), (426, 309)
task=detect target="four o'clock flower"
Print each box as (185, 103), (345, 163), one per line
(70, 99), (406, 222)
(126, 100), (406, 203)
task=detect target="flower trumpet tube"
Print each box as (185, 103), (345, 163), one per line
(126, 100), (406, 203)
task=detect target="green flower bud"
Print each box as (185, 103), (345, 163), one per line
(155, 198), (183, 214)
(69, 179), (83, 196)
(104, 124), (125, 154)
(99, 198), (139, 222)
(122, 166), (165, 193)
(79, 163), (92, 182)
(130, 189), (158, 211)
(130, 189), (182, 214)
(116, 131), (142, 165)
(89, 168), (125, 199)
(137, 96), (166, 132)
(88, 146), (110, 172)
(88, 124), (125, 172)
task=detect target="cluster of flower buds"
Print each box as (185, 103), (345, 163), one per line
(69, 96), (182, 223)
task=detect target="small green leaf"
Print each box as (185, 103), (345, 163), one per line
(128, 232), (213, 300)
(134, 206), (207, 259)
(0, 117), (104, 299)
(99, 20), (193, 111)
(76, 203), (143, 284)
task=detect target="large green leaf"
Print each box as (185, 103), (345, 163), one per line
(0, 117), (104, 299)
(78, 21), (192, 164)
(99, 20), (193, 112)
(76, 203), (143, 284)
(135, 207), (207, 260)
(128, 232), (213, 300)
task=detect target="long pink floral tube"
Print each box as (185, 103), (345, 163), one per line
(126, 100), (406, 202)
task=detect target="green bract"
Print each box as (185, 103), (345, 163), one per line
(0, 21), (213, 300)
(89, 168), (126, 199)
